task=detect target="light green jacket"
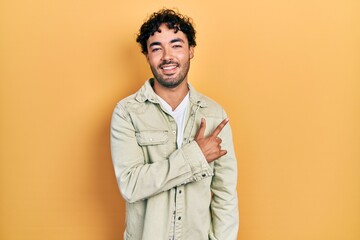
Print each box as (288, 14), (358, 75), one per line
(111, 79), (239, 240)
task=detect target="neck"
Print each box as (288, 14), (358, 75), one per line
(153, 80), (189, 111)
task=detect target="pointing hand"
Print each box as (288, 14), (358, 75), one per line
(194, 118), (229, 163)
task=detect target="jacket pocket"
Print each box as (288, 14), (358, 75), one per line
(135, 130), (168, 145)
(135, 130), (169, 160)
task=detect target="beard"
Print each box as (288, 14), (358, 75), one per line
(150, 59), (191, 89)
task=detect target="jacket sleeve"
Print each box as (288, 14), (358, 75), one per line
(110, 103), (213, 203)
(209, 110), (239, 240)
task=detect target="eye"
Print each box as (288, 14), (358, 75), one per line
(173, 44), (182, 48)
(151, 48), (161, 52)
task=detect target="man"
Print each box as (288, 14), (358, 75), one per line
(111, 9), (239, 240)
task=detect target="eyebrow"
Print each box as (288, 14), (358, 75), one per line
(170, 38), (185, 44)
(149, 38), (185, 48)
(149, 42), (161, 48)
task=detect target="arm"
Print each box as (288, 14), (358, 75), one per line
(209, 112), (239, 240)
(110, 104), (213, 203)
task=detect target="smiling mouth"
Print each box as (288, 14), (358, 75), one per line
(160, 62), (179, 69)
(161, 65), (177, 70)
(159, 64), (179, 75)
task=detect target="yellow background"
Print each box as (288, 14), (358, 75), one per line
(1, 0), (359, 239)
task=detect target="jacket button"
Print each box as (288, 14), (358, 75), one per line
(178, 216), (181, 220)
(202, 174), (206, 177)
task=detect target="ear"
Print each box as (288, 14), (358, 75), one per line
(146, 52), (150, 62)
(189, 46), (194, 59)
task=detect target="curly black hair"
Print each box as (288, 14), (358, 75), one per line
(136, 8), (197, 54)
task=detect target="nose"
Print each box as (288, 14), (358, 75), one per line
(161, 47), (173, 61)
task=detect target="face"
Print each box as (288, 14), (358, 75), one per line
(146, 24), (194, 89)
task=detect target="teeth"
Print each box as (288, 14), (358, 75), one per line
(162, 65), (176, 70)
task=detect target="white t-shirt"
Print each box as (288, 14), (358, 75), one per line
(157, 93), (190, 148)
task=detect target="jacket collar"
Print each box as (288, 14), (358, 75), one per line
(135, 79), (208, 108)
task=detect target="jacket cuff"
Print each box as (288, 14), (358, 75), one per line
(181, 141), (214, 181)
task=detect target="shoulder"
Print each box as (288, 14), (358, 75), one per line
(113, 92), (150, 118)
(201, 94), (223, 109)
(202, 95), (227, 118)
(190, 87), (227, 118)
(116, 92), (137, 107)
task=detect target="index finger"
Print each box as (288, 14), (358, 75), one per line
(211, 118), (229, 138)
